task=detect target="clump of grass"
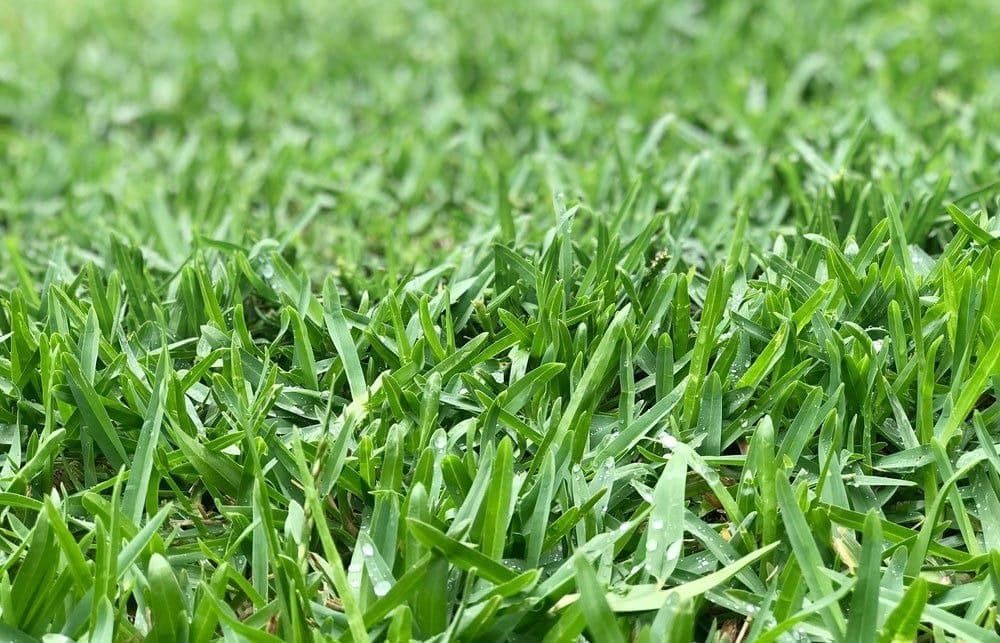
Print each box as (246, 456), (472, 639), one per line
(1, 0), (999, 640)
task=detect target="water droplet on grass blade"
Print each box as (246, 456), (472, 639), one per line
(658, 432), (678, 449)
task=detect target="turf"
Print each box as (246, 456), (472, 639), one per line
(1, 0), (999, 640)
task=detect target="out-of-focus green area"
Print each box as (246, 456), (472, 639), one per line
(2, 0), (996, 279)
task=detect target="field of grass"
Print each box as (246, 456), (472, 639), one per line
(1, 0), (999, 640)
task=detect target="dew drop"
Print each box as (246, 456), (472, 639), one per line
(361, 544), (375, 557)
(666, 539), (683, 561)
(373, 580), (392, 597)
(658, 432), (678, 449)
(434, 434), (448, 450)
(348, 561), (362, 573)
(646, 539), (658, 552)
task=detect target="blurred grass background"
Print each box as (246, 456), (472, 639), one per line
(1, 0), (997, 281)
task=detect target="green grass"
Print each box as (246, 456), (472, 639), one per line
(1, 0), (1000, 640)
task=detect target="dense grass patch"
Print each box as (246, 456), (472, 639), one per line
(1, 0), (999, 640)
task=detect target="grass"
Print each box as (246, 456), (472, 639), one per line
(1, 0), (999, 640)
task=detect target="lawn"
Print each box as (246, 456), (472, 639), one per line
(1, 0), (999, 640)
